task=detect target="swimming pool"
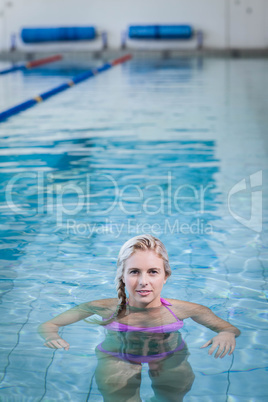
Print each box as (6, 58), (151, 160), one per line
(0, 55), (267, 401)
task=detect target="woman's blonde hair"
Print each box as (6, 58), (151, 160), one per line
(113, 234), (171, 320)
(87, 234), (171, 325)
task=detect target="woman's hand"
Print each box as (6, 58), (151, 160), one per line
(200, 331), (236, 358)
(44, 336), (70, 351)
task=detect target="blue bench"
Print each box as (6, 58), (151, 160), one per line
(20, 27), (107, 49)
(122, 25), (203, 50)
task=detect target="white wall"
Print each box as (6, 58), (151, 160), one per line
(0, 0), (267, 52)
(229, 0), (268, 48)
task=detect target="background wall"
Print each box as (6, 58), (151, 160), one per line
(0, 0), (267, 52)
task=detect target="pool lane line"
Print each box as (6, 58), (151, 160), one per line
(0, 54), (63, 75)
(0, 53), (132, 122)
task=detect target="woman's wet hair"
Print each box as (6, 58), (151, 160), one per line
(114, 234), (171, 319)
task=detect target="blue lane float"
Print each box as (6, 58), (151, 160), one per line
(0, 65), (27, 75)
(0, 54), (132, 123)
(128, 25), (193, 39)
(21, 27), (96, 43)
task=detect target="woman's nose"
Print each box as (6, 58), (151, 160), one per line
(139, 274), (148, 286)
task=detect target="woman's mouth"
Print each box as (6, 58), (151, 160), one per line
(136, 290), (152, 296)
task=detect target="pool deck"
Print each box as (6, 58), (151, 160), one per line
(1, 48), (268, 63)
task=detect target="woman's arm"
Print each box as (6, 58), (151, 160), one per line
(38, 298), (116, 350)
(190, 304), (241, 358)
(190, 305), (240, 336)
(168, 299), (240, 359)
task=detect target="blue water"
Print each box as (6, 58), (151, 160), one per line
(0, 56), (267, 401)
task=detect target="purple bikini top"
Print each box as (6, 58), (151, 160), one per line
(103, 298), (183, 333)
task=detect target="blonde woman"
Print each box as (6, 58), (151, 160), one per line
(38, 234), (240, 401)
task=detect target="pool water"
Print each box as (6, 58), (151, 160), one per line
(0, 56), (267, 401)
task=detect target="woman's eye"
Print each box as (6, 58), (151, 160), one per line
(129, 269), (158, 274)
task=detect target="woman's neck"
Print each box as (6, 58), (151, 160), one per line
(127, 297), (163, 310)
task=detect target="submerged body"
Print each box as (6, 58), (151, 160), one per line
(38, 235), (240, 401)
(93, 297), (194, 401)
(97, 298), (185, 363)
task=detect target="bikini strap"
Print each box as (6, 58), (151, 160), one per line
(161, 298), (181, 322)
(104, 301), (129, 322)
(103, 310), (117, 321)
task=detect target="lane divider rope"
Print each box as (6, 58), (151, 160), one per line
(0, 54), (132, 122)
(0, 55), (62, 75)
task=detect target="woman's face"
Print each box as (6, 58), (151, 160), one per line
(123, 250), (167, 308)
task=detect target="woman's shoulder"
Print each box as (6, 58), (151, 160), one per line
(164, 298), (208, 319)
(83, 298), (119, 317)
(87, 298), (118, 308)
